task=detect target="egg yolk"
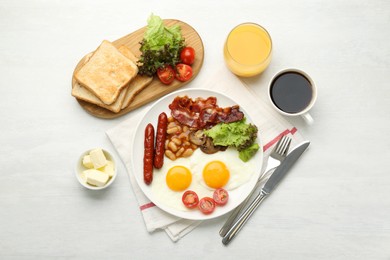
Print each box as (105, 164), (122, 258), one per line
(203, 161), (230, 189)
(166, 166), (192, 191)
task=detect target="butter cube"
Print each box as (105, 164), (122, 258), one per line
(79, 171), (87, 182)
(84, 169), (109, 187)
(89, 148), (107, 169)
(100, 160), (115, 177)
(82, 155), (94, 169)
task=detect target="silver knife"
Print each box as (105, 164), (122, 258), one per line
(222, 141), (310, 245)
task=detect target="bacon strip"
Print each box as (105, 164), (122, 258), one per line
(168, 96), (244, 129)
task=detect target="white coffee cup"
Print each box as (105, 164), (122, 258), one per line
(268, 68), (317, 124)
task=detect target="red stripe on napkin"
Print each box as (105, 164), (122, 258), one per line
(140, 202), (155, 210)
(139, 127), (298, 211)
(263, 127), (297, 152)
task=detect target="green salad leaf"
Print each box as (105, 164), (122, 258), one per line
(137, 14), (185, 76)
(143, 14), (182, 51)
(239, 143), (260, 162)
(204, 118), (259, 162)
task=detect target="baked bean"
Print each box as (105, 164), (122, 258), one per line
(165, 150), (176, 160)
(167, 126), (179, 134)
(172, 138), (182, 145)
(176, 147), (185, 157)
(182, 148), (194, 158)
(178, 133), (188, 140)
(168, 141), (178, 152)
(164, 117), (199, 160)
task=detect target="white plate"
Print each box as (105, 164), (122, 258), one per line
(131, 88), (263, 220)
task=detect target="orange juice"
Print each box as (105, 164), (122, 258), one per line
(224, 23), (272, 77)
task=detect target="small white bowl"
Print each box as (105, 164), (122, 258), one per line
(75, 148), (117, 190)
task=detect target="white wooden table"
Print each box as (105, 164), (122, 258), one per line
(1, 0), (389, 259)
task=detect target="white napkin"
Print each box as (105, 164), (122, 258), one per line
(106, 67), (304, 242)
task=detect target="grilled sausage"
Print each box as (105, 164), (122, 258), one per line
(154, 112), (168, 169)
(143, 123), (155, 185)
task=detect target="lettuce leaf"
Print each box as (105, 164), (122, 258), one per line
(204, 119), (258, 149)
(142, 14), (183, 51)
(137, 14), (185, 76)
(239, 143), (260, 162)
(204, 119), (259, 162)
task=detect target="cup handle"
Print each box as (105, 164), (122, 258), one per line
(301, 112), (314, 125)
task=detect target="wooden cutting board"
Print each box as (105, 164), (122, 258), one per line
(72, 19), (204, 119)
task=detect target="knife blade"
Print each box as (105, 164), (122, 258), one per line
(262, 140), (310, 194)
(222, 140), (310, 245)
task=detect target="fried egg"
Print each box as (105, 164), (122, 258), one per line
(150, 148), (256, 211)
(192, 149), (256, 191)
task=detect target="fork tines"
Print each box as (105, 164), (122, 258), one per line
(275, 135), (292, 156)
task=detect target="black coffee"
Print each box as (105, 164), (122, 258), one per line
(270, 72), (313, 114)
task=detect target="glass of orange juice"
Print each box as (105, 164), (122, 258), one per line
(223, 23), (272, 77)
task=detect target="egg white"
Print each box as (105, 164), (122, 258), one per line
(191, 148), (256, 191)
(150, 148), (256, 211)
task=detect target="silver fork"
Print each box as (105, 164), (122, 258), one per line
(221, 135), (292, 245)
(219, 135), (292, 237)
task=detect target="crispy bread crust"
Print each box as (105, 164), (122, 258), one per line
(75, 40), (138, 105)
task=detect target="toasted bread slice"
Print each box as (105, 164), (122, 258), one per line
(116, 46), (153, 109)
(72, 52), (126, 113)
(117, 45), (138, 64)
(75, 40), (138, 105)
(121, 75), (153, 109)
(72, 45), (152, 112)
(72, 46), (134, 113)
(72, 81), (126, 113)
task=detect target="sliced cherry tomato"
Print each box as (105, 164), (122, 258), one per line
(157, 65), (175, 85)
(198, 197), (216, 214)
(182, 190), (199, 209)
(180, 47), (195, 65)
(175, 63), (193, 82)
(213, 188), (229, 206)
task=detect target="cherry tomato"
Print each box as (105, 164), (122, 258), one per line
(198, 197), (216, 214)
(157, 65), (175, 85)
(213, 188), (229, 206)
(182, 190), (199, 209)
(175, 64), (193, 82)
(180, 47), (195, 65)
